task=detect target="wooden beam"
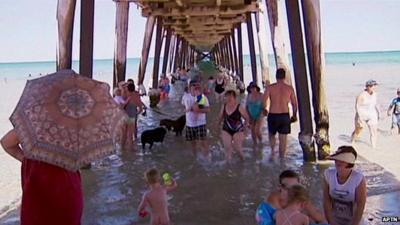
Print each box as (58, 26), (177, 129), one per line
(237, 24), (244, 80)
(138, 16), (156, 85)
(162, 29), (172, 75)
(152, 17), (164, 88)
(57, 0), (77, 70)
(301, 0), (330, 159)
(246, 12), (258, 83)
(265, 0), (292, 85)
(255, 4), (270, 86)
(143, 3), (259, 17)
(79, 0), (94, 78)
(113, 1), (129, 87)
(285, 0), (316, 161)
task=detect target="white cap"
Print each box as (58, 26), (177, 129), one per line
(328, 152), (356, 164)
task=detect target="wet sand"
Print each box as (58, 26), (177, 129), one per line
(1, 63), (400, 224)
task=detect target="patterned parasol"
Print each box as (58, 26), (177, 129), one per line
(10, 70), (127, 171)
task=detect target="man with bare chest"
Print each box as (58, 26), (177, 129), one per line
(264, 68), (298, 158)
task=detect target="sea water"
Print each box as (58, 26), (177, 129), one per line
(0, 51), (400, 225)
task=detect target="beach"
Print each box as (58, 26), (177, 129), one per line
(1, 52), (400, 224)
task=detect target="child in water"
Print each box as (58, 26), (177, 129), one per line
(274, 185), (310, 225)
(138, 168), (177, 225)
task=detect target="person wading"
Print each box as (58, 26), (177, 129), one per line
(263, 68), (298, 158)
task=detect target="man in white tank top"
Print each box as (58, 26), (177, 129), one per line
(351, 80), (380, 148)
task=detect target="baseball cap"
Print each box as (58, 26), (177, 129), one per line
(365, 80), (378, 87)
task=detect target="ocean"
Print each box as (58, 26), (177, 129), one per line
(1, 51), (399, 87)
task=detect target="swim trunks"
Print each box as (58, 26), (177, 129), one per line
(267, 113), (291, 135)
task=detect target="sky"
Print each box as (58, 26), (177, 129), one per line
(0, 0), (399, 63)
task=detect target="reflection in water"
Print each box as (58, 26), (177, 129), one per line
(1, 81), (400, 225)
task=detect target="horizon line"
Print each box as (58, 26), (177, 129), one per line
(1, 49), (399, 65)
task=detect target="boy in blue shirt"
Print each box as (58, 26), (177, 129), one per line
(387, 88), (400, 134)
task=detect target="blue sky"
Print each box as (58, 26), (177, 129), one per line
(0, 0), (399, 62)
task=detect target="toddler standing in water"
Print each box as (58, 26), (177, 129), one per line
(275, 185), (310, 225)
(138, 169), (177, 225)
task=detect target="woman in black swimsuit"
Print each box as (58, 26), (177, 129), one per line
(214, 75), (226, 102)
(219, 90), (250, 162)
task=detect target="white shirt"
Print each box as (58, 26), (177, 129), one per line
(324, 168), (364, 225)
(356, 91), (378, 119)
(181, 92), (209, 127)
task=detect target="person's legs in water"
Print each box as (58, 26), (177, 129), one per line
(368, 124), (378, 148)
(269, 133), (276, 155)
(221, 131), (234, 162)
(278, 134), (288, 158)
(250, 120), (257, 146)
(233, 132), (245, 161)
(125, 120), (135, 149)
(255, 119), (263, 144)
(133, 118), (138, 140)
(351, 115), (363, 143)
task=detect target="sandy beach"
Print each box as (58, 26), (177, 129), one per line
(1, 60), (400, 223)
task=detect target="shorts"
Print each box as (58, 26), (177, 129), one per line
(392, 114), (400, 127)
(185, 125), (207, 141)
(267, 113), (291, 135)
(355, 113), (378, 128)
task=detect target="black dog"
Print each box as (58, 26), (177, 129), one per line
(160, 115), (186, 136)
(141, 127), (167, 150)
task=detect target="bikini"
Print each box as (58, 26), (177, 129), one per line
(223, 104), (244, 136)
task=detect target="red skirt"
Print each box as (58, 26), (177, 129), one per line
(20, 159), (83, 225)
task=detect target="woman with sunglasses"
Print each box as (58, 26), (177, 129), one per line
(323, 146), (367, 225)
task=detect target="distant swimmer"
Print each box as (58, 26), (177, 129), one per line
(387, 88), (400, 134)
(351, 80), (380, 148)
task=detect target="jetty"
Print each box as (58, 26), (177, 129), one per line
(57, 0), (329, 161)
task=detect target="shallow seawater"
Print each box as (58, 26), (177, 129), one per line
(1, 80), (400, 225)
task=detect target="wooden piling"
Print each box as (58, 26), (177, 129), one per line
(162, 29), (172, 75)
(138, 16), (156, 85)
(246, 12), (258, 83)
(231, 31), (239, 76)
(79, 0), (94, 78)
(255, 4), (270, 86)
(112, 1), (129, 87)
(173, 36), (181, 72)
(227, 36), (235, 74)
(168, 35), (176, 73)
(237, 25), (244, 81)
(57, 0), (77, 71)
(152, 17), (164, 88)
(301, 0), (330, 159)
(285, 0), (316, 161)
(265, 0), (292, 85)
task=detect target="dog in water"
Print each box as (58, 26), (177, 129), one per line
(159, 115), (186, 136)
(141, 127), (167, 150)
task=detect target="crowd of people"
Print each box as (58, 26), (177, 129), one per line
(2, 63), (398, 225)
